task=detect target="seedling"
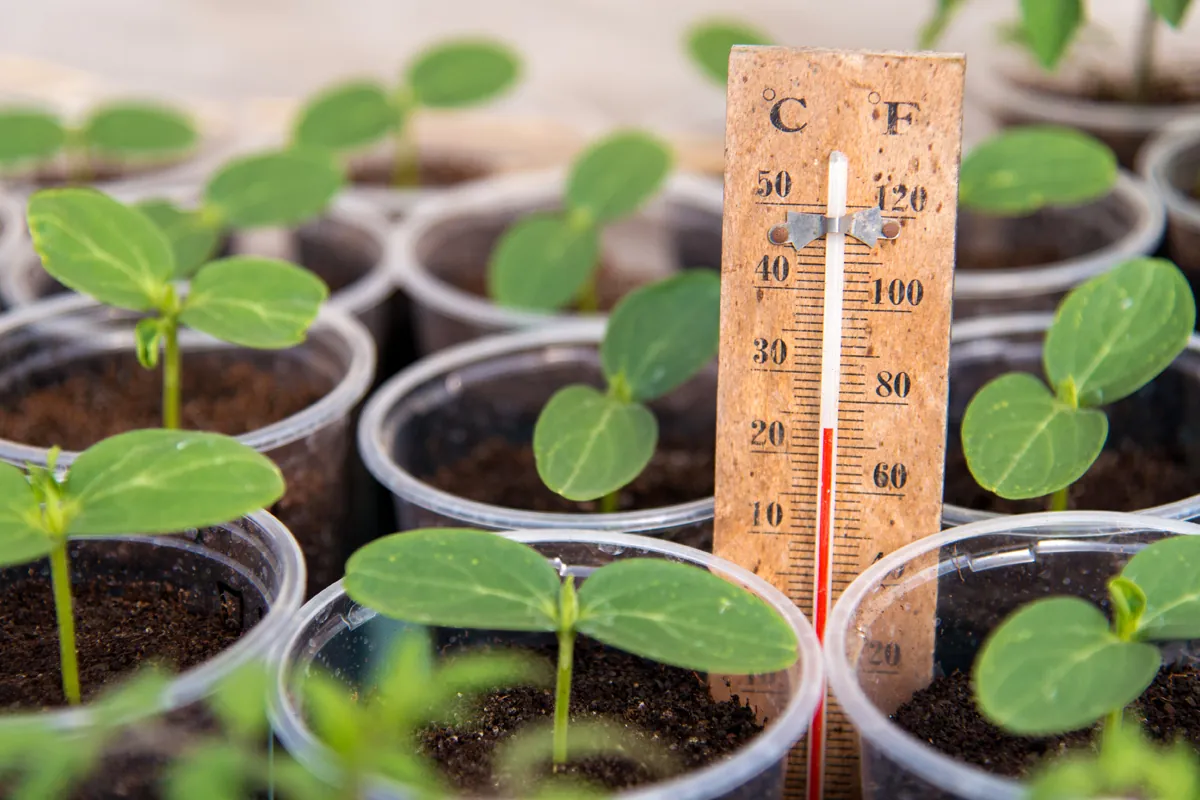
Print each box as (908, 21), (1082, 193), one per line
(0, 428), (283, 705)
(532, 270), (720, 511)
(961, 257), (1194, 510)
(920, 0), (1194, 102)
(684, 19), (772, 86)
(488, 130), (674, 313)
(292, 38), (520, 186)
(343, 527), (800, 767)
(0, 101), (196, 182)
(26, 186), (329, 429)
(974, 535), (1200, 743)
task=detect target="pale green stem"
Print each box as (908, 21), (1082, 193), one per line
(49, 538), (81, 705)
(1103, 708), (1122, 746)
(65, 128), (93, 184)
(1131, 3), (1158, 104)
(575, 272), (600, 314)
(598, 491), (619, 514)
(163, 320), (181, 430)
(391, 123), (420, 188)
(1047, 486), (1069, 512)
(553, 627), (575, 766)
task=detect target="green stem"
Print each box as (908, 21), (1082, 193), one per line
(1131, 3), (1158, 104)
(391, 123), (419, 188)
(552, 626), (576, 766)
(1048, 486), (1069, 512)
(598, 491), (619, 514)
(49, 538), (81, 705)
(575, 273), (599, 314)
(163, 320), (181, 430)
(1103, 708), (1122, 746)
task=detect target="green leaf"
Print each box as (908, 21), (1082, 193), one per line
(204, 149), (344, 228)
(301, 671), (367, 758)
(487, 213), (600, 311)
(961, 372), (1107, 500)
(601, 271), (720, 402)
(0, 109), (66, 165)
(135, 317), (162, 369)
(973, 597), (1160, 735)
(371, 630), (435, 727)
(685, 20), (772, 85)
(918, 0), (970, 48)
(209, 662), (271, 741)
(1150, 0), (1193, 27)
(26, 188), (174, 311)
(566, 131), (673, 224)
(0, 462), (50, 568)
(180, 257), (328, 348)
(164, 742), (251, 800)
(89, 667), (172, 728)
(1020, 0), (1083, 70)
(407, 40), (520, 108)
(1123, 536), (1200, 641)
(426, 650), (550, 724)
(82, 103), (196, 157)
(64, 429), (284, 536)
(533, 385), (657, 502)
(1044, 258), (1194, 407)
(958, 126), (1116, 215)
(136, 199), (221, 278)
(343, 528), (561, 631)
(577, 559), (798, 673)
(292, 80), (396, 151)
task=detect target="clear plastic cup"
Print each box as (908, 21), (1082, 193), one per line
(0, 188), (25, 311)
(826, 511), (1200, 800)
(357, 321), (716, 549)
(942, 314), (1200, 525)
(952, 171), (1165, 318)
(269, 529), (824, 800)
(390, 169), (723, 353)
(0, 292), (376, 597)
(1139, 118), (1200, 283)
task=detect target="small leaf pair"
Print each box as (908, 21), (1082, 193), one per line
(684, 19), (772, 85)
(488, 131), (674, 312)
(344, 527), (799, 766)
(533, 271), (720, 505)
(0, 102), (196, 173)
(961, 258), (1194, 504)
(975, 535), (1200, 736)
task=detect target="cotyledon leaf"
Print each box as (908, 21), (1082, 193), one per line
(406, 40), (520, 108)
(0, 109), (67, 165)
(685, 20), (772, 85)
(204, 148), (344, 228)
(487, 213), (600, 311)
(135, 198), (221, 279)
(566, 131), (673, 224)
(1019, 0), (1084, 70)
(0, 462), (50, 567)
(343, 528), (561, 631)
(292, 80), (396, 150)
(1123, 535), (1200, 641)
(82, 103), (197, 157)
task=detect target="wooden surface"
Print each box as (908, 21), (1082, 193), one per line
(713, 46), (964, 799)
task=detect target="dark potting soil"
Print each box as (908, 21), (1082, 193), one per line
(891, 668), (1200, 779)
(349, 155), (490, 188)
(0, 570), (243, 710)
(418, 637), (764, 795)
(943, 441), (1195, 514)
(955, 241), (1071, 271)
(427, 438), (715, 514)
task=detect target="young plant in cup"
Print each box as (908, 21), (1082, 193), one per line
(532, 270), (719, 512)
(292, 38), (520, 186)
(343, 527), (799, 770)
(961, 257), (1195, 510)
(684, 18), (771, 86)
(0, 428), (283, 705)
(487, 130), (674, 314)
(0, 101), (196, 182)
(26, 187), (329, 429)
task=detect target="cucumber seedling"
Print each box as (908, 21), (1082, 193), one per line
(0, 429), (283, 705)
(532, 270), (719, 512)
(343, 527), (799, 767)
(0, 101), (196, 183)
(26, 186), (329, 429)
(961, 257), (1194, 510)
(684, 18), (772, 86)
(292, 38), (520, 186)
(488, 130), (674, 314)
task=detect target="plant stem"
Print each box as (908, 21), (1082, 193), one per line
(162, 320), (181, 429)
(552, 626), (575, 765)
(575, 274), (599, 314)
(1047, 487), (1069, 512)
(1103, 708), (1122, 744)
(391, 123), (419, 188)
(598, 491), (619, 514)
(49, 539), (81, 705)
(1131, 2), (1159, 104)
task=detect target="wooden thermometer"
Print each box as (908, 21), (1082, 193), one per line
(713, 47), (964, 799)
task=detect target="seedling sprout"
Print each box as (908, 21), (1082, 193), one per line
(684, 19), (772, 86)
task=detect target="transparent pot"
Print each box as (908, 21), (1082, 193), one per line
(0, 293), (375, 597)
(390, 169), (723, 354)
(0, 188), (24, 312)
(0, 509), (305, 795)
(357, 321), (716, 549)
(269, 529), (824, 800)
(1139, 118), (1200, 286)
(952, 171), (1164, 318)
(942, 314), (1200, 525)
(826, 511), (1200, 799)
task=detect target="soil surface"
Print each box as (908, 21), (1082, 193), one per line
(349, 155), (490, 188)
(418, 637), (764, 794)
(943, 442), (1195, 514)
(427, 438), (715, 514)
(0, 569), (243, 710)
(892, 668), (1200, 779)
(955, 241), (1072, 271)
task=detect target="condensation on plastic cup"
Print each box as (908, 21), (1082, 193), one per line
(0, 508), (305, 734)
(1139, 117), (1200, 276)
(357, 320), (715, 542)
(943, 313), (1200, 526)
(389, 169), (724, 353)
(0, 187), (25, 308)
(952, 171), (1165, 316)
(268, 529), (824, 800)
(826, 511), (1200, 800)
